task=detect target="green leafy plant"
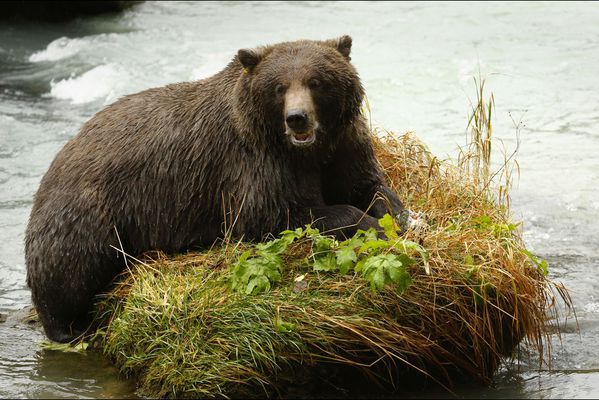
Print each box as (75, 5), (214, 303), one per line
(230, 214), (429, 295)
(355, 253), (412, 294)
(522, 249), (549, 276)
(230, 226), (308, 295)
(311, 235), (338, 272)
(230, 238), (290, 295)
(471, 215), (519, 238)
(40, 340), (89, 353)
(273, 316), (296, 333)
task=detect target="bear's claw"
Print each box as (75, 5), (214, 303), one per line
(397, 209), (428, 232)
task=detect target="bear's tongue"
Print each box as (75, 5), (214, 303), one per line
(293, 132), (312, 141)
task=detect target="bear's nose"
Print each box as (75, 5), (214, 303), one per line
(285, 109), (309, 132)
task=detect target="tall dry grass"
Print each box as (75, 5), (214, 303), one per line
(88, 79), (570, 398)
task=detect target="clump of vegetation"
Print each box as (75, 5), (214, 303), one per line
(89, 81), (569, 398)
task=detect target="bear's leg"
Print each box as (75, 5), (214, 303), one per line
(28, 249), (118, 343)
(30, 277), (94, 342)
(293, 204), (381, 239)
(364, 184), (427, 233)
(364, 184), (405, 218)
(34, 298), (89, 343)
(368, 185), (428, 233)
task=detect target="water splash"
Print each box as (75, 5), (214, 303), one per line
(29, 37), (88, 63)
(49, 64), (128, 105)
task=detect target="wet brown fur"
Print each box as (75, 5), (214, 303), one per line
(25, 36), (407, 342)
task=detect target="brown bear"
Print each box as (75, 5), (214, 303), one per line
(25, 35), (408, 343)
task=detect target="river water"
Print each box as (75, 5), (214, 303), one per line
(1, 1), (598, 398)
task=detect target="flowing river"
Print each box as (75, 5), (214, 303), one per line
(1, 1), (598, 398)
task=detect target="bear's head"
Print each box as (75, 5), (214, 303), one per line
(233, 35), (364, 151)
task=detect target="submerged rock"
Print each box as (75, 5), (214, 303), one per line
(4, 305), (40, 326)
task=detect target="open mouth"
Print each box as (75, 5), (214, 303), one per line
(289, 130), (316, 147)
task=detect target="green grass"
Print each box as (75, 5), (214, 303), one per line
(85, 80), (570, 398)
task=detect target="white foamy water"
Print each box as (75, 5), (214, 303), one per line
(49, 64), (128, 105)
(190, 52), (232, 81)
(585, 303), (599, 313)
(29, 36), (87, 62)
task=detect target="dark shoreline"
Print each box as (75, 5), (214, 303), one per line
(2, 1), (140, 22)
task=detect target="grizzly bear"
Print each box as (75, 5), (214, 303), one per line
(25, 35), (409, 343)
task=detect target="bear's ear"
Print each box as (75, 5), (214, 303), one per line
(237, 48), (262, 72)
(325, 35), (352, 60)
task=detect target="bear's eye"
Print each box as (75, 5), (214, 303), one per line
(275, 84), (287, 96)
(308, 78), (321, 89)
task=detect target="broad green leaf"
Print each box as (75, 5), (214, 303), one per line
(40, 341), (89, 353)
(395, 239), (430, 274)
(378, 213), (400, 240)
(394, 269), (412, 295)
(256, 249), (282, 267)
(522, 249), (549, 276)
(246, 275), (270, 295)
(335, 245), (357, 274)
(339, 235), (365, 251)
(492, 223), (517, 238)
(359, 239), (390, 254)
(395, 253), (415, 268)
(464, 254), (475, 267)
(256, 237), (288, 255)
(304, 225), (321, 237)
(236, 250), (253, 266)
(370, 266), (386, 291)
(313, 252), (337, 272)
(354, 258), (367, 273)
(359, 254), (411, 293)
(314, 236), (335, 252)
(280, 226), (304, 237)
(280, 227), (304, 244)
(538, 259), (549, 276)
(230, 245), (283, 295)
(274, 317), (296, 333)
(356, 228), (379, 243)
(311, 235), (338, 272)
(386, 260), (404, 283)
(472, 215), (493, 229)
